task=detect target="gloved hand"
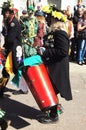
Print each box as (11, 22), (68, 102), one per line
(37, 47), (46, 55)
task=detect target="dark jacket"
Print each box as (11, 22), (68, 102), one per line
(4, 16), (21, 50)
(42, 30), (72, 100)
(4, 16), (22, 74)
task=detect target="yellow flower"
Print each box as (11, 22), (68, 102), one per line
(42, 5), (52, 13)
(52, 11), (62, 19)
(61, 15), (67, 22)
(42, 5), (67, 22)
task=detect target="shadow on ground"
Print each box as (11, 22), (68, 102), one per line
(0, 88), (42, 129)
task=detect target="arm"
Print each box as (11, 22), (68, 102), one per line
(77, 21), (86, 31)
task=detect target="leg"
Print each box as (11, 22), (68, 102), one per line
(0, 67), (9, 98)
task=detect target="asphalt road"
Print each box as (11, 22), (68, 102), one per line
(0, 62), (86, 130)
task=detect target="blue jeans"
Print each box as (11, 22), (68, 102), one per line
(78, 39), (86, 62)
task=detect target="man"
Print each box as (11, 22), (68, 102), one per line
(70, 7), (84, 61)
(0, 8), (22, 98)
(74, 0), (85, 16)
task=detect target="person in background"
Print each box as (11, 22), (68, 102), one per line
(35, 11), (46, 47)
(0, 8), (22, 98)
(63, 7), (74, 57)
(74, 0), (85, 16)
(70, 7), (84, 61)
(35, 2), (44, 17)
(20, 10), (28, 21)
(65, 5), (73, 21)
(77, 10), (86, 65)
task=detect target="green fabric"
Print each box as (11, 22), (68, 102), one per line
(25, 17), (38, 38)
(12, 55), (43, 87)
(24, 42), (37, 57)
(21, 16), (38, 58)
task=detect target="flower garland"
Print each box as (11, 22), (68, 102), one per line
(42, 5), (67, 22)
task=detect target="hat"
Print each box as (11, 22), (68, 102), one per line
(22, 10), (27, 14)
(43, 5), (67, 22)
(35, 11), (44, 16)
(28, 5), (34, 13)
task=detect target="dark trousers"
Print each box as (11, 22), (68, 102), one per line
(70, 38), (79, 61)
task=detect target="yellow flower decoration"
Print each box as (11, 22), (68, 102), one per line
(52, 11), (63, 19)
(52, 11), (67, 22)
(42, 5), (52, 14)
(61, 15), (67, 22)
(42, 5), (67, 23)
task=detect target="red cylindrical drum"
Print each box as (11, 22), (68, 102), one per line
(24, 63), (58, 111)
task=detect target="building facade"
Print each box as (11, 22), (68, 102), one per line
(48, 0), (86, 13)
(0, 0), (86, 15)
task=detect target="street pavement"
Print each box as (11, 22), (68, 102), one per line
(0, 62), (86, 130)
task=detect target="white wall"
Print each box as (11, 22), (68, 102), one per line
(12, 0), (26, 16)
(61, 0), (77, 13)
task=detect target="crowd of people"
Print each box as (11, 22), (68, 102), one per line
(64, 0), (86, 65)
(0, 0), (85, 129)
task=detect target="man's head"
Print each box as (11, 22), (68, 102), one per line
(4, 8), (14, 21)
(77, 0), (82, 6)
(37, 3), (42, 11)
(28, 5), (34, 15)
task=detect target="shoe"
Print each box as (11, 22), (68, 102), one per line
(78, 61), (83, 65)
(82, 61), (86, 64)
(37, 114), (58, 124)
(12, 90), (28, 95)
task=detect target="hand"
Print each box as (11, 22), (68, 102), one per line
(37, 47), (46, 55)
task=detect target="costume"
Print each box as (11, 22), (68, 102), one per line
(0, 8), (22, 97)
(21, 12), (38, 57)
(35, 7), (73, 124)
(43, 30), (72, 100)
(42, 5), (72, 100)
(12, 5), (59, 123)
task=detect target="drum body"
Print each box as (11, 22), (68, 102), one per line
(24, 63), (58, 111)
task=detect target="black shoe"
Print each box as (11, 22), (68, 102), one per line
(12, 90), (28, 95)
(37, 114), (58, 124)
